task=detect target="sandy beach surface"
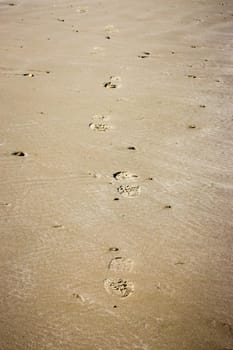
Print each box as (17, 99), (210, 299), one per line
(0, 0), (233, 349)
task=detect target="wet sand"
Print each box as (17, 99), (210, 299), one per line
(0, 0), (233, 349)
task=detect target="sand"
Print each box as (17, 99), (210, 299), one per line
(0, 0), (233, 349)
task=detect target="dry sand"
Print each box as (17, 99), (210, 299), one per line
(0, 0), (233, 349)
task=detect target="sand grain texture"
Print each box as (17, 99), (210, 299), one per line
(0, 0), (233, 349)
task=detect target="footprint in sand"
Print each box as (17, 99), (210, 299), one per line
(104, 76), (121, 89)
(71, 293), (94, 305)
(211, 320), (233, 336)
(210, 320), (233, 349)
(109, 247), (119, 252)
(11, 151), (27, 157)
(108, 257), (134, 272)
(187, 74), (197, 79)
(89, 122), (110, 132)
(104, 278), (134, 298)
(52, 224), (64, 229)
(188, 124), (197, 129)
(138, 51), (151, 58)
(72, 293), (85, 302)
(89, 115), (111, 132)
(0, 202), (11, 207)
(23, 73), (34, 78)
(113, 171), (138, 180)
(117, 184), (141, 198)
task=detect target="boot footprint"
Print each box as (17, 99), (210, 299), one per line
(104, 278), (134, 298)
(117, 184), (141, 198)
(103, 76), (121, 89)
(108, 257), (134, 272)
(89, 115), (111, 132)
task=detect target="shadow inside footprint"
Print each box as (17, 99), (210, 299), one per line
(23, 73), (34, 77)
(104, 76), (121, 89)
(104, 82), (116, 88)
(113, 171), (138, 180)
(138, 51), (151, 58)
(109, 247), (119, 252)
(188, 124), (196, 129)
(11, 151), (27, 157)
